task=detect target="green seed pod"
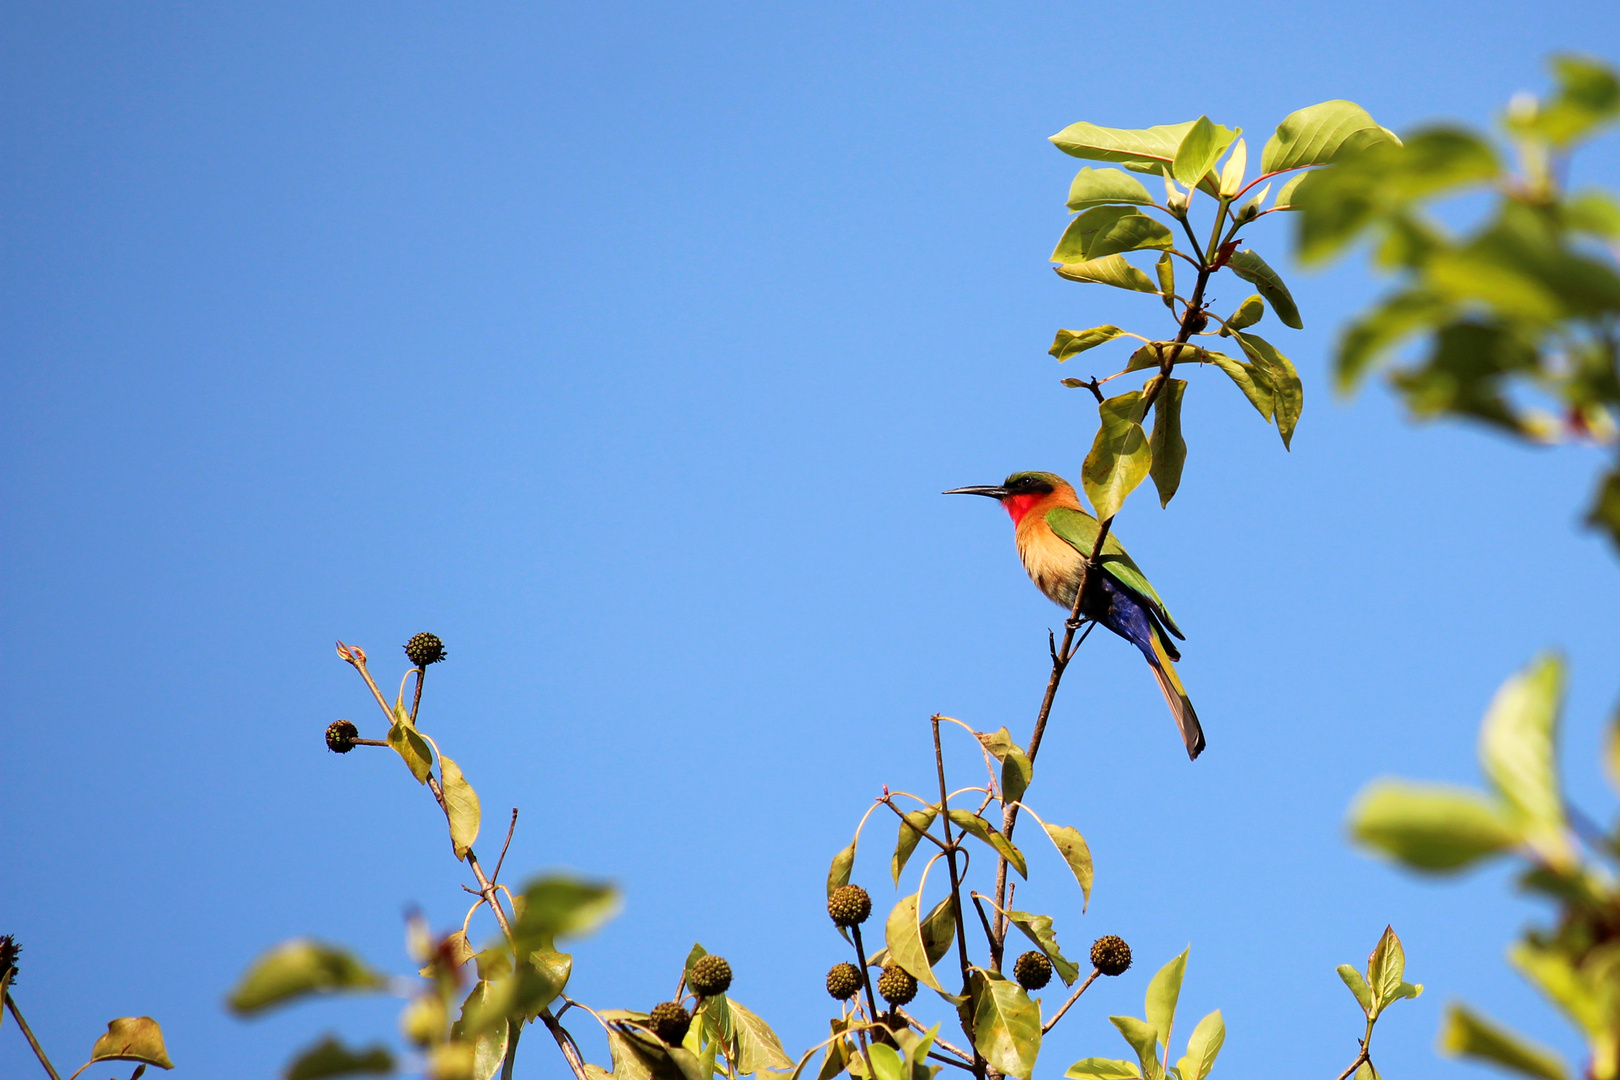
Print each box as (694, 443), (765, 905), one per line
(827, 885), (873, 928)
(649, 1001), (692, 1045)
(689, 954), (733, 997)
(1090, 935), (1132, 977)
(877, 964), (917, 1007)
(326, 720), (359, 753)
(825, 962), (863, 1001)
(1013, 950), (1052, 991)
(405, 632), (447, 667)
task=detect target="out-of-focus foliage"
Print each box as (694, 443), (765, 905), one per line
(1295, 55), (1620, 550)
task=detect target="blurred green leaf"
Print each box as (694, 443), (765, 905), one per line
(1224, 296), (1265, 333)
(1337, 965), (1373, 1015)
(1175, 1011), (1224, 1080)
(1348, 781), (1519, 871)
(439, 755), (481, 861)
(284, 1035), (393, 1080)
(449, 984), (509, 1080)
(1051, 326), (1128, 361)
(970, 969), (1042, 1080)
(1041, 822), (1094, 911)
(1588, 468), (1620, 554)
(731, 1000), (794, 1074)
(1333, 289), (1449, 392)
(1172, 117), (1226, 190)
(1510, 940), (1606, 1038)
(1145, 949), (1188, 1054)
(1006, 910), (1081, 986)
(892, 807), (939, 887)
(1082, 391), (1152, 521)
(1067, 168), (1157, 211)
(1505, 56), (1620, 148)
(1438, 1002), (1568, 1080)
(1054, 207), (1174, 262)
(228, 940), (386, 1015)
(388, 721), (433, 785)
(1226, 249), (1302, 330)
(828, 837), (857, 898)
(1065, 1059), (1141, 1080)
(1055, 255), (1161, 294)
(87, 1017), (174, 1071)
(1202, 351), (1276, 422)
(1233, 333), (1302, 448)
(1566, 190), (1620, 238)
(1109, 1016), (1161, 1080)
(884, 893), (946, 993)
(1148, 378), (1187, 507)
(1001, 748), (1033, 808)
(513, 876), (619, 951)
(947, 809), (1027, 878)
(1479, 654), (1572, 870)
(1262, 100), (1399, 173)
(1391, 321), (1541, 434)
(462, 951), (573, 1035)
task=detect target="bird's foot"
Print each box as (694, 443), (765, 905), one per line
(1064, 615), (1086, 632)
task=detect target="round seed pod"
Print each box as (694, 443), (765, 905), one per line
(1013, 950), (1052, 991)
(649, 1002), (692, 1045)
(825, 962), (863, 1001)
(689, 954), (732, 997)
(877, 964), (917, 1007)
(326, 720), (359, 753)
(1090, 935), (1132, 977)
(827, 885), (873, 928)
(405, 632), (447, 667)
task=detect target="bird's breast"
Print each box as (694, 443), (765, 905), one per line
(1015, 517), (1084, 608)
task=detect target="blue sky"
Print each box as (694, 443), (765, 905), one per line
(4, 3), (1620, 1078)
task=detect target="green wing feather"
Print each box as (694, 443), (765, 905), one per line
(1045, 506), (1184, 640)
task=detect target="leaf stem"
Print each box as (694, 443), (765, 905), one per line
(1041, 968), (1101, 1034)
(4, 993), (63, 1080)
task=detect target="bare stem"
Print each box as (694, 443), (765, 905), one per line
(410, 666), (426, 726)
(849, 924), (883, 1039)
(5, 994), (63, 1080)
(492, 808), (519, 884)
(931, 716), (986, 1080)
(1043, 969), (1101, 1034)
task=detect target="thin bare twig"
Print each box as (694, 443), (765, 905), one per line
(1041, 968), (1101, 1034)
(896, 1008), (975, 1063)
(931, 716), (986, 1080)
(492, 809), (519, 884)
(5, 993), (64, 1080)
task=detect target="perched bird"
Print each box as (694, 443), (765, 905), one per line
(945, 471), (1204, 760)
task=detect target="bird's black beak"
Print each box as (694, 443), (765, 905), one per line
(942, 485), (1009, 498)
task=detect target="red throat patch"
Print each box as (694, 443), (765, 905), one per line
(1003, 493), (1042, 525)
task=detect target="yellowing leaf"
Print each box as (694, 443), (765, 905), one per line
(440, 754), (482, 861)
(88, 1017), (174, 1070)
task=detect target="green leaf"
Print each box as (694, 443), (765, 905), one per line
(1055, 255), (1161, 294)
(884, 893), (946, 993)
(1479, 654), (1572, 870)
(1272, 172), (1311, 210)
(1565, 189), (1620, 238)
(86, 1017), (175, 1071)
(1219, 139), (1247, 198)
(1147, 378), (1187, 507)
(1201, 351), (1275, 422)
(513, 876), (620, 950)
(388, 720), (433, 784)
(1109, 1016), (1161, 1080)
(1053, 207), (1173, 262)
(1041, 823), (1094, 911)
(1067, 168), (1157, 211)
(1504, 56), (1620, 149)
(1145, 949), (1188, 1054)
(1588, 468), (1620, 555)
(1336, 965), (1373, 1015)
(284, 1035), (393, 1080)
(1232, 333), (1302, 448)
(1225, 250), (1302, 329)
(1175, 1011), (1223, 1080)
(1001, 748), (1033, 809)
(697, 991), (733, 1045)
(1438, 1002), (1568, 1080)
(1172, 117), (1225, 190)
(1332, 289), (1449, 392)
(461, 952), (574, 1034)
(1051, 121), (1213, 170)
(1509, 939), (1605, 1037)
(1006, 910), (1081, 985)
(892, 806), (939, 886)
(921, 896), (957, 967)
(828, 837), (857, 898)
(730, 1000), (795, 1074)
(227, 940), (386, 1015)
(450, 983), (510, 1080)
(1082, 391), (1151, 521)
(1365, 926), (1406, 1016)
(1051, 326), (1127, 361)
(1348, 781), (1520, 871)
(1261, 100), (1400, 173)
(1066, 1060), (1141, 1080)
(1155, 254), (1175, 309)
(1224, 296), (1264, 333)
(969, 969), (1042, 1080)
(868, 1044), (906, 1080)
(609, 1025), (706, 1080)
(439, 754), (481, 861)
(947, 809), (1027, 878)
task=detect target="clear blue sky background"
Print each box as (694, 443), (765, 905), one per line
(4, 4), (1620, 1078)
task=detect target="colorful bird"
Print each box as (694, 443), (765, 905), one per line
(945, 471), (1204, 760)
